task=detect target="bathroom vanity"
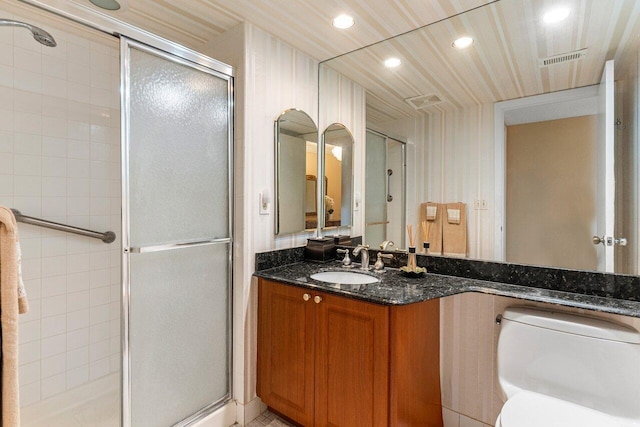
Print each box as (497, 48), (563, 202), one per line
(254, 248), (640, 426)
(257, 276), (442, 426)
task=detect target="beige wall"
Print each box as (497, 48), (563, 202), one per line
(506, 116), (598, 270)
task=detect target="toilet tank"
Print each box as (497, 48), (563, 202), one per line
(497, 307), (640, 421)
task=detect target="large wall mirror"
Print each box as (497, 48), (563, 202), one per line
(275, 109), (319, 235)
(320, 0), (640, 275)
(321, 124), (354, 230)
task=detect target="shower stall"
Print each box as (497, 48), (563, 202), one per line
(365, 130), (406, 248)
(0, 2), (233, 426)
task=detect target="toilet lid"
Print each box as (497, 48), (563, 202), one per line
(501, 392), (624, 427)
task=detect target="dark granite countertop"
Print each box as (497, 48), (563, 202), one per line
(253, 260), (640, 318)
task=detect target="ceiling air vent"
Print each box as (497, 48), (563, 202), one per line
(538, 48), (588, 67)
(405, 93), (443, 110)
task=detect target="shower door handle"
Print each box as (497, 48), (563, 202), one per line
(387, 169), (393, 202)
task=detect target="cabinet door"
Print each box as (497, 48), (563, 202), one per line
(315, 292), (389, 427)
(257, 280), (315, 426)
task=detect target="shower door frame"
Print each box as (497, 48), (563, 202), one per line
(365, 129), (407, 248)
(12, 2), (236, 426)
(120, 37), (234, 427)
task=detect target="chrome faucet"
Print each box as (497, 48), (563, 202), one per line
(352, 245), (370, 271)
(379, 240), (395, 251)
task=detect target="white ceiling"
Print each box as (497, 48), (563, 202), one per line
(55, 0), (496, 61)
(323, 0), (640, 125)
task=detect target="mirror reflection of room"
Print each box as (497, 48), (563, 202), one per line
(321, 124), (354, 229)
(275, 109), (318, 235)
(320, 0), (640, 274)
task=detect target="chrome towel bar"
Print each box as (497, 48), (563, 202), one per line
(10, 209), (116, 243)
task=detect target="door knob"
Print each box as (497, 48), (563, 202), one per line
(592, 236), (613, 246)
(313, 295), (322, 304)
(303, 293), (311, 301)
(593, 236), (627, 246)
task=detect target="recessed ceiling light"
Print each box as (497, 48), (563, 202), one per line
(332, 14), (355, 29)
(453, 36), (474, 49)
(89, 0), (121, 10)
(384, 57), (402, 68)
(543, 7), (571, 24)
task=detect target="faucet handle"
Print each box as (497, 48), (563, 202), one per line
(374, 252), (394, 271)
(336, 248), (352, 266)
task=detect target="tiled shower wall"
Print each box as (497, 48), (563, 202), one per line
(0, 6), (121, 406)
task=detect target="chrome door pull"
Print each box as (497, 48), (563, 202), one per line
(387, 169), (393, 202)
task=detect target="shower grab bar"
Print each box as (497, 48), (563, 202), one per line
(127, 237), (231, 254)
(11, 209), (116, 243)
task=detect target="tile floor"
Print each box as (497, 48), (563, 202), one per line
(246, 410), (296, 426)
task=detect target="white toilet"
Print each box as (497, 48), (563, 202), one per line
(495, 306), (640, 427)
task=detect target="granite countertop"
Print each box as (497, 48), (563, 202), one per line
(253, 260), (640, 318)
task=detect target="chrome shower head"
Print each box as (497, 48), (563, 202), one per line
(0, 19), (57, 47)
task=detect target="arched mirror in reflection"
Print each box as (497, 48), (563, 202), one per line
(275, 109), (318, 235)
(320, 124), (354, 229)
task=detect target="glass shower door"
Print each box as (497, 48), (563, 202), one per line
(122, 38), (233, 426)
(365, 131), (406, 248)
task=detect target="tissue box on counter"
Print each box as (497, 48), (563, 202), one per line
(304, 238), (336, 262)
(332, 235), (352, 246)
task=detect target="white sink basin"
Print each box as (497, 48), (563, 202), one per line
(310, 271), (379, 285)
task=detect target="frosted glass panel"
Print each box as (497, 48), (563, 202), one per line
(129, 244), (229, 426)
(129, 47), (230, 247)
(365, 131), (387, 245)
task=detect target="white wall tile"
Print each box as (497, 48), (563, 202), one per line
(41, 276), (67, 299)
(66, 364), (89, 389)
(41, 156), (66, 177)
(42, 177), (67, 198)
(5, 10), (120, 407)
(20, 341), (41, 365)
(67, 327), (89, 351)
(41, 313), (66, 338)
(0, 130), (13, 152)
(67, 140), (90, 159)
(41, 294), (67, 318)
(13, 154), (41, 175)
(41, 256), (67, 278)
(90, 339), (110, 362)
(89, 357), (110, 380)
(19, 320), (41, 344)
(20, 381), (41, 406)
(90, 322), (109, 344)
(41, 353), (66, 378)
(67, 308), (90, 332)
(67, 290), (90, 312)
(14, 69), (42, 93)
(14, 175), (41, 196)
(42, 136), (67, 157)
(19, 361), (41, 386)
(41, 373), (65, 399)
(67, 272), (90, 293)
(41, 333), (66, 359)
(13, 132), (42, 154)
(13, 91), (41, 116)
(66, 346), (89, 370)
(90, 304), (109, 325)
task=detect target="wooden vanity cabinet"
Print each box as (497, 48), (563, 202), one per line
(257, 278), (442, 427)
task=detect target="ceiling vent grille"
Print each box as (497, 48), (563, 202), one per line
(538, 48), (588, 67)
(405, 93), (443, 110)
